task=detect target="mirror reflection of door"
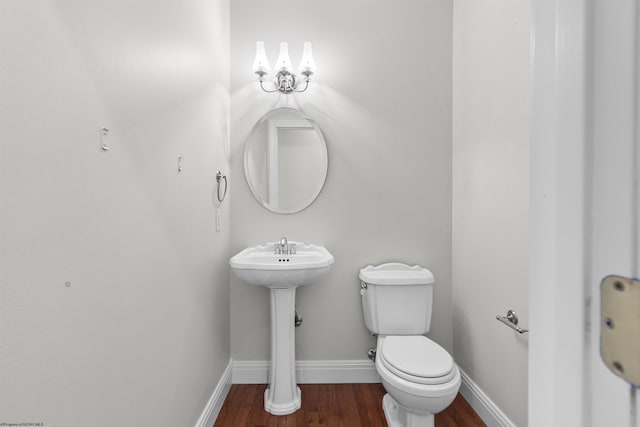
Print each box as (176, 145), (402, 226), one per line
(267, 120), (326, 212)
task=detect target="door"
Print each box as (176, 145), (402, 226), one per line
(531, 0), (640, 426)
(588, 0), (640, 425)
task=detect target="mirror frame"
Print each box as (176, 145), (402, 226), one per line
(244, 107), (328, 214)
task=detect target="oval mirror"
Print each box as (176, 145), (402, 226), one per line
(244, 107), (328, 214)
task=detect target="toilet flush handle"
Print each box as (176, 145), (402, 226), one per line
(360, 281), (368, 295)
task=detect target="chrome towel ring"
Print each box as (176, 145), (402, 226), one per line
(216, 171), (228, 203)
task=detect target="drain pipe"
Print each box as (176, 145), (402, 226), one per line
(294, 309), (302, 327)
(367, 348), (376, 362)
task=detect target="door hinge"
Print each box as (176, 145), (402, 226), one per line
(601, 275), (640, 387)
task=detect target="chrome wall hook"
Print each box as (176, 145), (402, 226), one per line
(177, 155), (184, 172)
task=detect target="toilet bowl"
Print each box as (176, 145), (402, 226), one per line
(375, 336), (460, 427)
(359, 263), (460, 427)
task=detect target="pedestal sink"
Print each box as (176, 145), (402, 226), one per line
(230, 241), (334, 415)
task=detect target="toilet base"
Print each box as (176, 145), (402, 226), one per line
(382, 394), (435, 427)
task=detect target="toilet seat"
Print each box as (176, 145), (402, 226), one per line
(379, 336), (456, 385)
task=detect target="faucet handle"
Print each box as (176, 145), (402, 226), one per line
(289, 244), (296, 254)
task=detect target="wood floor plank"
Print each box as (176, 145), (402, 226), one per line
(213, 384), (487, 427)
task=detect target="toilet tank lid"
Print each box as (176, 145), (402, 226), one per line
(359, 262), (434, 285)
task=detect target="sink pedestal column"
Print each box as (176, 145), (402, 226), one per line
(264, 286), (301, 415)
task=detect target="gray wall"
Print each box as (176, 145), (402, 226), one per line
(0, 1), (230, 426)
(230, 0), (453, 361)
(452, 0), (530, 425)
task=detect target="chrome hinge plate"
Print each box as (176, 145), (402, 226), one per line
(601, 275), (640, 386)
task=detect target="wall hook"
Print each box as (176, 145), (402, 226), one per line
(178, 155), (184, 172)
(99, 127), (110, 151)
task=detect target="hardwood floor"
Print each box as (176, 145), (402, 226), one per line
(214, 384), (486, 427)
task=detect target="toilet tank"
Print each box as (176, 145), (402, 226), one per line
(359, 263), (435, 335)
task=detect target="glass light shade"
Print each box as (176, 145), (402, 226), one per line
(252, 41), (270, 75)
(275, 42), (293, 73)
(298, 42), (316, 75)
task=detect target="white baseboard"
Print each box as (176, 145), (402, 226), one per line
(459, 368), (516, 427)
(232, 360), (269, 384)
(232, 359), (380, 384)
(194, 360), (232, 427)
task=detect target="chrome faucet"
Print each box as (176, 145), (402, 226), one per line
(275, 237), (288, 254)
(279, 237), (288, 254)
(274, 237), (297, 255)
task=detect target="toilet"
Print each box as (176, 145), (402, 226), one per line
(359, 262), (460, 427)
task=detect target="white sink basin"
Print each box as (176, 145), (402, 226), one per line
(230, 242), (334, 288)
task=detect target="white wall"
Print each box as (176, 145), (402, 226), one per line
(0, 1), (230, 426)
(230, 0), (453, 362)
(452, 1), (530, 426)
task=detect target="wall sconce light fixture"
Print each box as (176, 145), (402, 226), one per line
(252, 41), (316, 93)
